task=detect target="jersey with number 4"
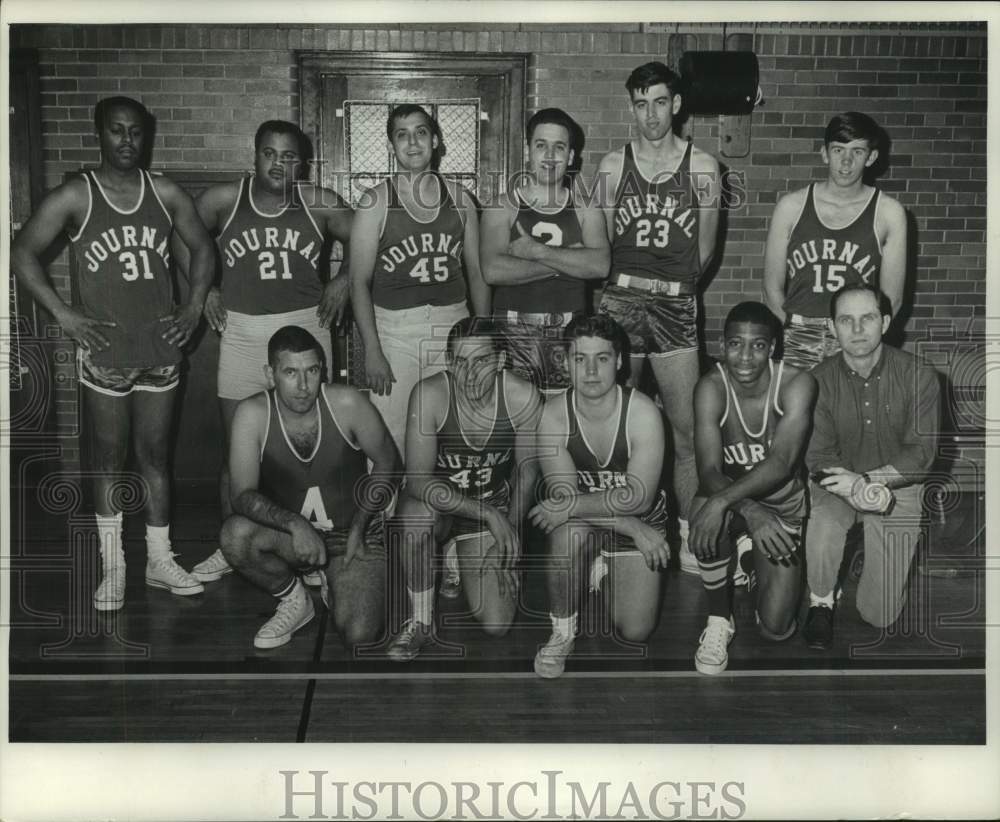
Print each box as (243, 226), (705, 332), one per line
(435, 371), (516, 513)
(259, 388), (369, 532)
(218, 175), (324, 315)
(783, 183), (883, 318)
(70, 170), (180, 369)
(372, 175), (467, 310)
(612, 141), (700, 285)
(493, 189), (586, 314)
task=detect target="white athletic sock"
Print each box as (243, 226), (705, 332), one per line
(551, 612), (578, 639)
(96, 513), (124, 571)
(408, 586), (435, 626)
(145, 524), (172, 562)
(810, 591), (835, 608)
(678, 518), (690, 550)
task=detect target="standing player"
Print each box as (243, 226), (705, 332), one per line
(12, 96), (215, 611)
(762, 112), (907, 369)
(595, 61), (721, 574)
(351, 104), (490, 456)
(688, 302), (816, 675)
(386, 317), (541, 661)
(530, 315), (670, 679)
(803, 284), (939, 647)
(220, 326), (400, 649)
(173, 120), (355, 584)
(480, 107), (610, 390)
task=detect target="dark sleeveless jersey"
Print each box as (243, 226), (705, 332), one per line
(372, 175), (467, 310)
(259, 387), (369, 531)
(434, 371), (516, 511)
(783, 183), (883, 318)
(611, 141), (701, 285)
(564, 386), (668, 527)
(493, 189), (587, 314)
(70, 170), (179, 368)
(217, 176), (325, 315)
(717, 360), (807, 521)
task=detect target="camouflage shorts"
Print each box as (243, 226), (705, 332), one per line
(77, 348), (180, 396)
(782, 316), (840, 370)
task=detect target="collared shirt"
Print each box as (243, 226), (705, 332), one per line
(806, 343), (940, 484)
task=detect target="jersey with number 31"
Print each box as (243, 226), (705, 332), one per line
(782, 183), (883, 318)
(372, 175), (467, 310)
(70, 170), (180, 369)
(218, 175), (324, 315)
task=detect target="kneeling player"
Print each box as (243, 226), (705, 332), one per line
(530, 315), (670, 679)
(387, 317), (542, 661)
(689, 302), (817, 674)
(220, 326), (400, 649)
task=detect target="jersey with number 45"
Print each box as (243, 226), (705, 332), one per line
(70, 169), (181, 369)
(372, 174), (468, 310)
(218, 175), (325, 315)
(782, 183), (883, 319)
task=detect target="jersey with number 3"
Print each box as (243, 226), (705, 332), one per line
(783, 183), (882, 318)
(70, 170), (180, 369)
(259, 387), (369, 533)
(612, 141), (700, 285)
(217, 175), (324, 315)
(372, 175), (467, 310)
(493, 189), (586, 314)
(435, 371), (516, 514)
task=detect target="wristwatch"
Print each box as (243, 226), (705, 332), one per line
(861, 473), (896, 515)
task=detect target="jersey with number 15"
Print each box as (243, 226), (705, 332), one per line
(217, 175), (325, 315)
(372, 174), (467, 310)
(782, 183), (883, 319)
(70, 169), (180, 369)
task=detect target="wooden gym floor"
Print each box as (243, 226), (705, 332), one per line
(7, 486), (986, 743)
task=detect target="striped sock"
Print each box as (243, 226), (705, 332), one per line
(699, 554), (733, 618)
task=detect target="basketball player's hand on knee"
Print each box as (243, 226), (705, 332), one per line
(59, 308), (116, 352)
(318, 275), (350, 329)
(689, 497), (727, 562)
(632, 521), (670, 571)
(528, 497), (571, 534)
(159, 302), (201, 348)
(486, 509), (520, 569)
(365, 348), (395, 396)
(744, 507), (796, 564)
(290, 519), (327, 569)
(203, 287), (227, 333)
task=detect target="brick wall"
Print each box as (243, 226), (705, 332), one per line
(11, 22), (987, 473)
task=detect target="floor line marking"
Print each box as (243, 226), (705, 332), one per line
(8, 668), (985, 682)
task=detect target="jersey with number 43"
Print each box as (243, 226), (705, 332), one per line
(259, 388), (370, 532)
(434, 371), (516, 512)
(372, 175), (468, 310)
(782, 183), (883, 318)
(70, 169), (180, 369)
(217, 175), (325, 315)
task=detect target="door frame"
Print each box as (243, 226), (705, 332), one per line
(298, 51), (526, 195)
